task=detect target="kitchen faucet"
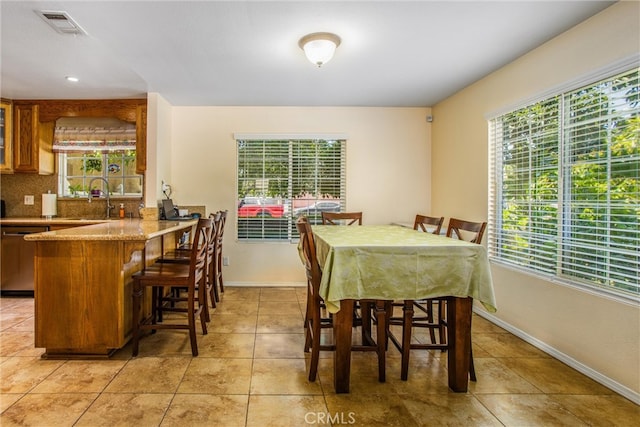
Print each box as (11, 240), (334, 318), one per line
(88, 177), (115, 219)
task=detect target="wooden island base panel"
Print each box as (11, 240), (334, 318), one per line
(25, 218), (197, 359)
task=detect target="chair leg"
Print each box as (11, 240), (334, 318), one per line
(426, 299), (437, 344)
(304, 291), (313, 353)
(361, 301), (373, 345)
(438, 299), (447, 347)
(400, 300), (413, 381)
(201, 286), (211, 323)
(374, 300), (387, 383)
(188, 287), (200, 357)
(308, 300), (321, 382)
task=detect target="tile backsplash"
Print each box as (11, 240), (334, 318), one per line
(0, 174), (142, 218)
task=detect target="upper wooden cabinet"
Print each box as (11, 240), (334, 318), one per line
(5, 98), (147, 175)
(136, 104), (147, 173)
(13, 103), (54, 174)
(0, 99), (12, 172)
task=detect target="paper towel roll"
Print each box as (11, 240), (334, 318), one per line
(42, 193), (57, 218)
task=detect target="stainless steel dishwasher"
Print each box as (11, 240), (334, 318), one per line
(1, 225), (49, 296)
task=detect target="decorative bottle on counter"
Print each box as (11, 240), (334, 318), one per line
(119, 204), (125, 219)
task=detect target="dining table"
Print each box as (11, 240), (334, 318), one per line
(311, 224), (497, 393)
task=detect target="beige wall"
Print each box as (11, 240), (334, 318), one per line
(167, 106), (431, 284)
(144, 93), (173, 206)
(431, 2), (639, 400)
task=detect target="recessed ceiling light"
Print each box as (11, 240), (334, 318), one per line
(65, 76), (79, 82)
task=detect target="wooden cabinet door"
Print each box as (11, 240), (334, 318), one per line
(1, 100), (13, 172)
(136, 104), (147, 173)
(13, 103), (39, 173)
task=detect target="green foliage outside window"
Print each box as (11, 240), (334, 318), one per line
(492, 68), (639, 297)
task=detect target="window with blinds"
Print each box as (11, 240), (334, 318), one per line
(236, 137), (346, 241)
(489, 68), (639, 299)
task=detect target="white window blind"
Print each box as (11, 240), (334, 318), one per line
(489, 68), (639, 298)
(236, 138), (346, 241)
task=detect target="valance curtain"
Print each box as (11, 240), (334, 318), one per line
(52, 117), (136, 152)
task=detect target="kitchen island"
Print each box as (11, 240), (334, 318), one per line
(24, 218), (197, 358)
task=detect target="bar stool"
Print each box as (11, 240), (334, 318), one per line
(157, 212), (220, 315)
(214, 210), (228, 298)
(131, 217), (212, 357)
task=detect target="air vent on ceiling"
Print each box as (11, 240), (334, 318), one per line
(36, 10), (87, 35)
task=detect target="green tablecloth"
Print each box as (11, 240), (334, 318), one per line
(310, 225), (497, 313)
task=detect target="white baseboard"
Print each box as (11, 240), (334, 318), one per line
(473, 309), (640, 405)
(224, 281), (306, 288)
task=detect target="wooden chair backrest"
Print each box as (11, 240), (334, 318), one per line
(217, 209), (228, 242)
(321, 211), (363, 226)
(414, 214), (444, 235)
(296, 217), (322, 292)
(446, 218), (487, 244)
(190, 218), (214, 288)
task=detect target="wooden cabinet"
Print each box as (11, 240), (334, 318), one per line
(6, 98), (147, 175)
(12, 103), (54, 174)
(0, 99), (12, 172)
(136, 104), (147, 173)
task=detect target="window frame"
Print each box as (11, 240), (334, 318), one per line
(57, 150), (144, 198)
(235, 134), (347, 242)
(488, 67), (639, 302)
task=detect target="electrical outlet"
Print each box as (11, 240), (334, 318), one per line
(162, 181), (170, 192)
(24, 195), (34, 205)
(223, 256), (229, 266)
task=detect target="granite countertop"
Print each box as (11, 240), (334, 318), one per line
(20, 218), (198, 241)
(1, 217), (110, 226)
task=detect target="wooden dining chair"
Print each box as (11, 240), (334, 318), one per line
(390, 217), (487, 381)
(320, 211), (370, 334)
(444, 218), (486, 381)
(321, 211), (362, 226)
(131, 217), (212, 357)
(296, 217), (387, 383)
(389, 215), (446, 349)
(414, 214), (444, 234)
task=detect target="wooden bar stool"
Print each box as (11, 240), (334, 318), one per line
(214, 210), (228, 298)
(131, 217), (212, 357)
(157, 212), (220, 315)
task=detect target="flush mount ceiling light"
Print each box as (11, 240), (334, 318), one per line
(298, 32), (341, 67)
(65, 76), (79, 82)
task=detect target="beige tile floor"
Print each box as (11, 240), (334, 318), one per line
(1, 286), (638, 426)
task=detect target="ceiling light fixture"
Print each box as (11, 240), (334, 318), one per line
(65, 76), (79, 82)
(298, 32), (341, 67)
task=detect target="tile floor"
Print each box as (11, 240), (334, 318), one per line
(1, 286), (638, 426)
